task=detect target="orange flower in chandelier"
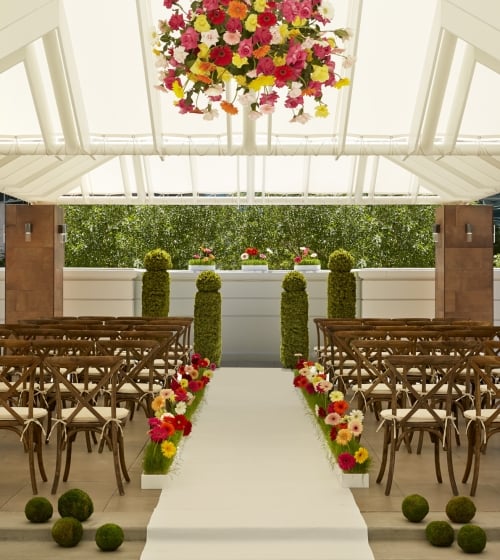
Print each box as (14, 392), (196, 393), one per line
(154, 0), (353, 122)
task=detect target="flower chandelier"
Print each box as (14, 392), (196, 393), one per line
(153, 0), (353, 122)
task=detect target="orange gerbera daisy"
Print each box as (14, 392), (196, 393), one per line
(227, 0), (248, 19)
(253, 45), (271, 59)
(220, 100), (238, 115)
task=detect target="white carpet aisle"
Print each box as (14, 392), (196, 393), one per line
(140, 368), (375, 560)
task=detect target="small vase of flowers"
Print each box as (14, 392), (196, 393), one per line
(294, 247), (321, 271)
(188, 246), (216, 271)
(240, 247), (269, 271)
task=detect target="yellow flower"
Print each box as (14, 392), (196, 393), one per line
(172, 81), (184, 99)
(161, 440), (177, 459)
(334, 77), (351, 89)
(329, 390), (345, 402)
(151, 395), (165, 412)
(273, 55), (286, 67)
(244, 13), (258, 32)
(234, 74), (248, 87)
(354, 447), (369, 464)
(311, 64), (329, 83)
(198, 43), (209, 59)
(194, 15), (211, 32)
(253, 0), (267, 12)
(232, 54), (248, 68)
(336, 428), (353, 446)
(315, 104), (329, 118)
(248, 75), (275, 91)
(279, 24), (289, 40)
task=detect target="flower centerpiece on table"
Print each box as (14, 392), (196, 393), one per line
(153, 0), (353, 122)
(294, 247), (320, 266)
(143, 354), (216, 475)
(188, 246), (216, 266)
(293, 359), (370, 475)
(240, 246), (269, 266)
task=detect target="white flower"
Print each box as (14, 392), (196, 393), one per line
(291, 112), (312, 124)
(205, 85), (224, 98)
(329, 390), (345, 402)
(318, 0), (335, 20)
(343, 55), (356, 69)
(238, 91), (257, 106)
(349, 409), (365, 422)
(203, 108), (219, 121)
(260, 103), (275, 115)
(248, 110), (262, 120)
(201, 29), (219, 47)
(241, 252), (249, 260)
(288, 82), (303, 99)
(175, 401), (187, 415)
(173, 46), (188, 64)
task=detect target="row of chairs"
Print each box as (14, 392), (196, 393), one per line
(0, 316), (195, 496)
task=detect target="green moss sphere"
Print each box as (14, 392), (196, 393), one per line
(446, 496), (477, 524)
(425, 520), (455, 547)
(57, 488), (94, 522)
(95, 523), (125, 551)
(24, 497), (53, 523)
(401, 494), (429, 523)
(51, 517), (83, 548)
(457, 524), (487, 553)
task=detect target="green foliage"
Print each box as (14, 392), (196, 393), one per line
(457, 524), (487, 553)
(328, 249), (356, 318)
(194, 271), (222, 365)
(401, 494), (429, 523)
(142, 249), (171, 317)
(64, 205), (437, 269)
(446, 496), (476, 524)
(24, 497), (53, 523)
(280, 272), (309, 368)
(144, 248), (172, 271)
(57, 488), (94, 522)
(425, 520), (455, 547)
(95, 523), (125, 551)
(51, 517), (84, 548)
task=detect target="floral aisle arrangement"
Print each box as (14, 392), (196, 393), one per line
(240, 246), (269, 266)
(293, 359), (371, 476)
(188, 246), (216, 267)
(143, 354), (216, 475)
(294, 247), (320, 266)
(153, 0), (353, 122)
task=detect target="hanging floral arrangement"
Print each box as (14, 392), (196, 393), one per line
(153, 0), (354, 122)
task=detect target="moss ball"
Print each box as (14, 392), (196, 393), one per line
(24, 497), (53, 523)
(51, 517), (83, 548)
(457, 524), (487, 553)
(401, 494), (429, 523)
(196, 270), (221, 292)
(425, 520), (455, 547)
(57, 488), (94, 522)
(95, 523), (125, 551)
(446, 496), (477, 524)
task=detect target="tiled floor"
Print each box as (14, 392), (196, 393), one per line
(1, 371), (500, 559)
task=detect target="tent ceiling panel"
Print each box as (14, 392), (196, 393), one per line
(0, 0), (500, 205)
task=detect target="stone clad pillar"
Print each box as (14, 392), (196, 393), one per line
(5, 205), (64, 322)
(434, 205), (493, 322)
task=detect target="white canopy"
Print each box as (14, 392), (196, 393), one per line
(1, 0), (500, 205)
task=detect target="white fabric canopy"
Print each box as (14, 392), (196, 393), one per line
(1, 0), (500, 205)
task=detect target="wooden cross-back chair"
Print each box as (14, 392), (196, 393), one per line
(462, 355), (500, 496)
(376, 354), (464, 496)
(95, 338), (163, 418)
(0, 355), (48, 494)
(350, 338), (415, 419)
(44, 355), (130, 495)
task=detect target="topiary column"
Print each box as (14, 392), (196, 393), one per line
(327, 249), (356, 318)
(280, 271), (309, 368)
(142, 248), (172, 317)
(194, 270), (222, 366)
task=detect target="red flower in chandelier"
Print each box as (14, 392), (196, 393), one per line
(153, 0), (354, 122)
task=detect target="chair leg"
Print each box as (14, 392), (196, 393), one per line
(62, 433), (76, 482)
(376, 423), (390, 484)
(34, 428), (48, 482)
(384, 429), (398, 496)
(445, 428), (458, 496)
(431, 432), (442, 483)
(51, 425), (64, 494)
(470, 425), (484, 497)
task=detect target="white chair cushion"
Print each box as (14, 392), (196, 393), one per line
(0, 407), (48, 421)
(463, 409), (500, 422)
(117, 382), (162, 394)
(380, 408), (448, 422)
(412, 383), (466, 395)
(60, 406), (129, 423)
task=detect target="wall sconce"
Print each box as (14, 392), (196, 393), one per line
(432, 224), (440, 243)
(24, 222), (32, 242)
(465, 223), (473, 243)
(57, 224), (67, 244)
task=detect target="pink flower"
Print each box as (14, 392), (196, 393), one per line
(223, 30), (241, 45)
(324, 412), (342, 426)
(337, 452), (356, 472)
(180, 27), (199, 50)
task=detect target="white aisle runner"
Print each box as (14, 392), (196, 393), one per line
(141, 368), (374, 560)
